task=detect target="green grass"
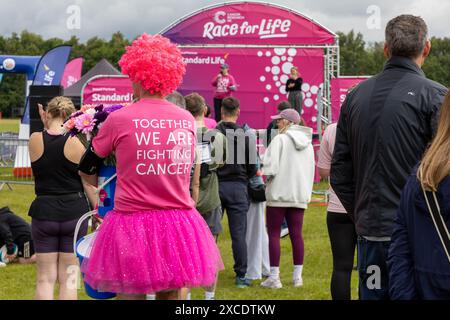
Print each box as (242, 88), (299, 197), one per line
(0, 184), (358, 300)
(0, 119), (20, 133)
(0, 120), (358, 300)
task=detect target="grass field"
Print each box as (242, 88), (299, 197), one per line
(0, 184), (358, 300)
(0, 119), (20, 133)
(0, 119), (358, 300)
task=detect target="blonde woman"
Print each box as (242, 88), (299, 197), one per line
(28, 97), (96, 300)
(388, 90), (450, 299)
(285, 67), (303, 115)
(262, 109), (315, 289)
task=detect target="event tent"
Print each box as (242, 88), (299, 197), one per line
(64, 58), (121, 105)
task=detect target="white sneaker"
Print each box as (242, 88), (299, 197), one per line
(261, 277), (282, 289)
(280, 228), (289, 238)
(0, 262), (6, 268)
(293, 277), (303, 287)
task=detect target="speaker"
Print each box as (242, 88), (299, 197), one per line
(29, 85), (63, 135)
(29, 85), (63, 97)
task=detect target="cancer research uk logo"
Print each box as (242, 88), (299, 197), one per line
(203, 10), (292, 40)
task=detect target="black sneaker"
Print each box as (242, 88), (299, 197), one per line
(235, 277), (251, 288)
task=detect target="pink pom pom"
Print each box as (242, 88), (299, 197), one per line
(119, 34), (186, 97)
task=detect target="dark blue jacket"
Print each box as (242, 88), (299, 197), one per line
(388, 171), (450, 300)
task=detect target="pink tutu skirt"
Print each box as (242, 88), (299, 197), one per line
(80, 208), (224, 295)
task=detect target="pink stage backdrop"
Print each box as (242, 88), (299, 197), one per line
(162, 2), (335, 46)
(331, 77), (369, 122)
(83, 76), (133, 105)
(62, 58), (83, 89)
(179, 48), (324, 129)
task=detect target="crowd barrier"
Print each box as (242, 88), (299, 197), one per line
(0, 133), (34, 190)
(0, 131), (327, 202)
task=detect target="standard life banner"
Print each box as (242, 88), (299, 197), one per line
(82, 76), (133, 106)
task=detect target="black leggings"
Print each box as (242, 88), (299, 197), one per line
(327, 212), (357, 300)
(213, 98), (222, 122)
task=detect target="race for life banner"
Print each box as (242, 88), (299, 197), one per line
(162, 2), (336, 46)
(331, 77), (370, 123)
(179, 48), (324, 129)
(61, 57), (84, 88)
(82, 76), (133, 106)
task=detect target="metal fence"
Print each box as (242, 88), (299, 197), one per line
(0, 133), (34, 190)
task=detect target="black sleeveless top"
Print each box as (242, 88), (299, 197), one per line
(29, 132), (89, 221)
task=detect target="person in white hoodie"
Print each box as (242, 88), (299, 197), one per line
(261, 109), (315, 289)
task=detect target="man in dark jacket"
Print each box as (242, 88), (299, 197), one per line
(0, 207), (36, 265)
(330, 15), (447, 300)
(216, 97), (258, 288)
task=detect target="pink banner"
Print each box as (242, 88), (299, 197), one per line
(331, 77), (369, 122)
(180, 48), (324, 129)
(82, 76), (133, 105)
(162, 2), (336, 45)
(62, 57), (83, 89)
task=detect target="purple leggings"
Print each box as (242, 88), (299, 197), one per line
(266, 207), (305, 266)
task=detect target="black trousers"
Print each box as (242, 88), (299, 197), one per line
(219, 181), (250, 278)
(214, 98), (223, 123)
(327, 212), (357, 300)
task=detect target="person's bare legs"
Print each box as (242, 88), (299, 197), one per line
(58, 253), (80, 300)
(156, 290), (180, 300)
(178, 288), (189, 300)
(35, 253), (58, 300)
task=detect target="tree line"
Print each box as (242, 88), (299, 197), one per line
(0, 30), (449, 117)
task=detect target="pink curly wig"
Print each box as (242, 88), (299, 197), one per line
(119, 34), (186, 96)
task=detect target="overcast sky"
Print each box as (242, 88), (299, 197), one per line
(0, 0), (449, 44)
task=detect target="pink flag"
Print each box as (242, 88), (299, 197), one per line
(61, 57), (84, 88)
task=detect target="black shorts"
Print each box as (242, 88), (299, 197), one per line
(31, 218), (88, 254)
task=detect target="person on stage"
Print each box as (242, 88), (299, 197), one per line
(285, 67), (304, 115)
(212, 64), (237, 122)
(78, 34), (224, 300)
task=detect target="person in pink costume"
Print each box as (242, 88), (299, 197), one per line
(79, 34), (224, 300)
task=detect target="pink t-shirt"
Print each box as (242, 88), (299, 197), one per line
(92, 98), (196, 212)
(317, 123), (347, 214)
(212, 74), (236, 99)
(204, 117), (218, 129)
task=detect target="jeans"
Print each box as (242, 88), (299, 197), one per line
(357, 236), (391, 300)
(219, 181), (250, 278)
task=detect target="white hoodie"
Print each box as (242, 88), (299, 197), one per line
(262, 125), (315, 209)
